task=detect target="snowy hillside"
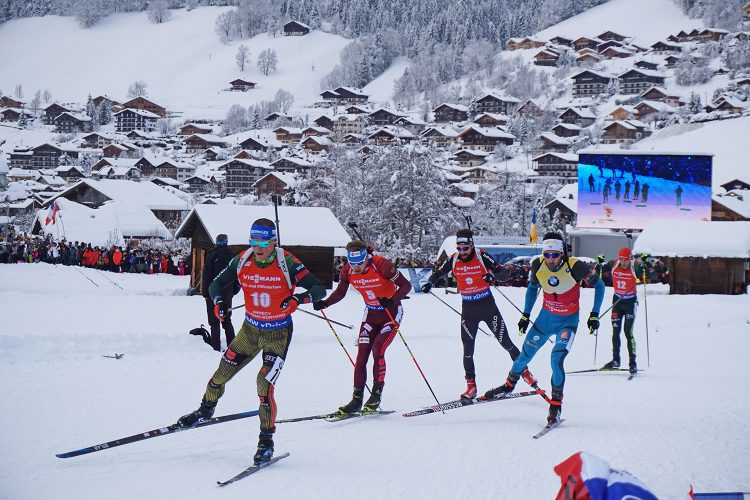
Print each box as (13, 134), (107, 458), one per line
(0, 8), (351, 119)
(1, 264), (749, 499)
(536, 0), (703, 45)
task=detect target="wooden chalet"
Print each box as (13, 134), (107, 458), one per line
(640, 86), (681, 107)
(230, 79), (256, 91)
(551, 123), (582, 137)
(710, 97), (747, 114)
(532, 152), (579, 182)
(432, 103), (469, 123)
(119, 96), (166, 117)
(712, 189), (750, 221)
(179, 123), (212, 135)
(650, 41), (682, 54)
(600, 46), (634, 59)
(458, 125), (514, 151)
(54, 165), (86, 183)
(597, 31), (628, 42)
(506, 37), (545, 50)
(344, 105), (370, 114)
(102, 142), (137, 158)
(549, 36), (573, 46)
(601, 120), (650, 145)
(699, 28), (729, 42)
(576, 52), (602, 64)
(9, 143), (78, 169)
(744, 1), (750, 22)
(302, 126), (331, 137)
(573, 36), (601, 51)
(204, 146), (223, 161)
(175, 205), (349, 290)
(664, 54), (681, 68)
(269, 156), (317, 178)
(516, 99), (544, 117)
(537, 132), (571, 153)
(301, 135), (333, 155)
(0, 96), (24, 108)
(320, 87), (369, 104)
(283, 20), (310, 36)
(368, 108), (404, 126)
(253, 171), (297, 198)
(420, 127), (459, 148)
(635, 60), (660, 71)
(92, 95), (119, 108)
(0, 108), (31, 122)
(114, 108), (159, 132)
(571, 70), (615, 97)
(473, 112), (509, 127)
(368, 126), (416, 146)
(82, 132), (114, 148)
(608, 105), (636, 121)
(450, 149), (488, 168)
(559, 107), (596, 127)
(473, 93), (520, 115)
(264, 112), (293, 123)
(43, 103), (72, 125)
(635, 221), (750, 295)
(183, 134), (228, 154)
(239, 135), (278, 152)
(332, 114), (366, 135)
(53, 112), (92, 133)
(634, 100), (674, 120)
(393, 116), (427, 136)
(618, 69), (666, 95)
(273, 127), (304, 145)
(534, 47), (561, 66)
(313, 115), (334, 130)
(183, 175), (213, 193)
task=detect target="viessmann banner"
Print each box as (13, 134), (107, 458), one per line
(577, 152), (713, 230)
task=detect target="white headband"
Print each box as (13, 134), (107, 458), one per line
(542, 238), (564, 253)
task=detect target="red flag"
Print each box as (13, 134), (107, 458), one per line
(45, 200), (59, 226)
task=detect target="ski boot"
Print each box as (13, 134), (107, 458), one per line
(362, 383), (383, 413)
(177, 400), (215, 428)
(460, 377), (477, 401)
(629, 357), (637, 375)
(547, 389), (563, 424)
(483, 371), (519, 400)
(602, 359), (620, 370)
(336, 387), (364, 415)
(253, 431), (274, 465)
(521, 368), (538, 387)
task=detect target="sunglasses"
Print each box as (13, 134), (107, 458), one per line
(543, 252), (561, 259)
(249, 239), (272, 248)
(456, 246), (471, 252)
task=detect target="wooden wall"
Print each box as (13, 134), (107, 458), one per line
(669, 257), (748, 295)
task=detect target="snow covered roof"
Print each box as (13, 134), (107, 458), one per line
(449, 196), (475, 208)
(55, 111), (92, 122)
(532, 152), (579, 162)
(253, 171), (298, 188)
(34, 197), (172, 246)
(475, 92), (520, 103)
(713, 190), (750, 219)
(473, 112), (510, 122)
(550, 182), (578, 212)
(175, 205), (350, 247)
(459, 125), (515, 139)
(634, 221), (750, 258)
(421, 126), (459, 138)
(553, 123), (583, 130)
(560, 107), (596, 119)
(50, 179), (189, 211)
(619, 68), (667, 79)
(539, 132), (572, 145)
(434, 103), (469, 112)
(113, 108), (160, 119)
(150, 177), (182, 187)
(636, 100), (674, 113)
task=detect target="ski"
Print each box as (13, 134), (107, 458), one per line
(628, 371), (638, 380)
(533, 418), (565, 439)
(276, 413), (335, 424)
(325, 410), (395, 422)
(217, 453), (290, 487)
(402, 389), (544, 417)
(56, 410), (259, 459)
(566, 368), (644, 374)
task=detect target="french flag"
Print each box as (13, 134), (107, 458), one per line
(554, 451), (658, 500)
(45, 200), (60, 226)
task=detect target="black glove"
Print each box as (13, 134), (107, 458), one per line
(518, 313), (530, 334)
(421, 282), (432, 293)
(313, 300), (328, 311)
(483, 273), (500, 286)
(378, 297), (394, 308)
(587, 312), (600, 334)
(213, 298), (228, 321)
(280, 295), (300, 311)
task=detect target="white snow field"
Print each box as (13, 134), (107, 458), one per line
(1, 263), (748, 499)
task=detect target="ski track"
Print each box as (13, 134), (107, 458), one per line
(0, 263), (749, 499)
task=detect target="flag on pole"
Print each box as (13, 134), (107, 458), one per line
(554, 451), (658, 500)
(45, 200), (60, 226)
(529, 210), (538, 244)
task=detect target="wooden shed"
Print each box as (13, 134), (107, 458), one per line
(634, 220), (750, 295)
(175, 205), (350, 290)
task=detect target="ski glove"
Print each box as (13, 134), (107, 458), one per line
(312, 300), (328, 311)
(378, 296), (394, 308)
(213, 299), (228, 321)
(518, 314), (530, 334)
(280, 294), (307, 314)
(421, 282), (433, 294)
(587, 312), (600, 334)
(483, 273), (500, 286)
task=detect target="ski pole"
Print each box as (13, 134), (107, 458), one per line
(642, 269), (651, 367)
(383, 308), (444, 412)
(593, 325), (599, 366)
(73, 266), (99, 287)
(427, 291), (492, 337)
(320, 309), (371, 395)
(490, 284), (552, 344)
(229, 303), (354, 329)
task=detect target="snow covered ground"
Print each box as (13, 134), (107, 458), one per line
(0, 8), (351, 120)
(1, 263), (748, 499)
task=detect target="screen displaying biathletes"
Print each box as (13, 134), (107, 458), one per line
(577, 153), (712, 230)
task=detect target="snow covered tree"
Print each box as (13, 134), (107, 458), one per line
(215, 10), (234, 43)
(257, 49), (278, 76)
(126, 80), (148, 98)
(14, 84), (23, 99)
(18, 106), (27, 128)
(73, 0), (107, 28)
(97, 100), (112, 125)
(273, 89), (294, 113)
(147, 0), (171, 24)
(29, 90), (42, 117)
(42, 89), (52, 103)
(85, 94), (96, 118)
(688, 92), (702, 114)
(221, 104), (249, 135)
(235, 44), (250, 71)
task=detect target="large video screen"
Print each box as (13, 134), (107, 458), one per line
(577, 153), (712, 230)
